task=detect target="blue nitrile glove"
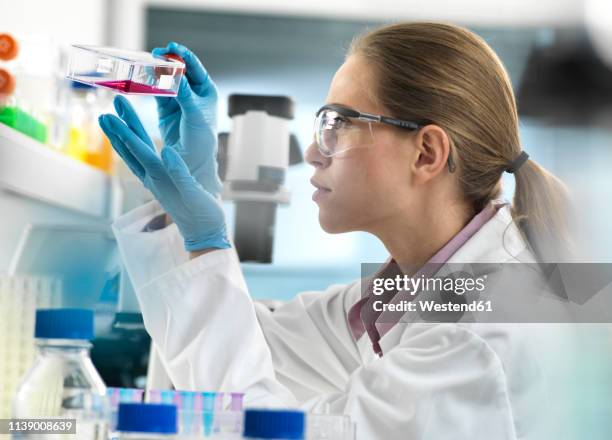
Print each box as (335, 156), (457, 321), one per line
(150, 42), (221, 194)
(99, 97), (229, 251)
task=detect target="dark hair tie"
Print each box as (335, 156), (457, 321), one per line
(505, 151), (529, 174)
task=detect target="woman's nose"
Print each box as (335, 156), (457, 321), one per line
(305, 141), (331, 168)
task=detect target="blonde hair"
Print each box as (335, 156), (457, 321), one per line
(350, 22), (571, 262)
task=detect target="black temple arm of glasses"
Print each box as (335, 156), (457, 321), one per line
(379, 116), (421, 130)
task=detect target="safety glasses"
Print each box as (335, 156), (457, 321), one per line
(313, 103), (455, 172)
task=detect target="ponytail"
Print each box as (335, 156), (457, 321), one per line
(511, 159), (572, 262)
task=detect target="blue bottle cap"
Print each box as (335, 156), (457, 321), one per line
(243, 409), (305, 439)
(117, 403), (177, 434)
(35, 308), (94, 340)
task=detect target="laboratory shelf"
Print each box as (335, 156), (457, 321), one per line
(0, 123), (111, 218)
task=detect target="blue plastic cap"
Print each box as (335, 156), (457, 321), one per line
(243, 409), (305, 439)
(35, 308), (94, 340)
(117, 403), (177, 434)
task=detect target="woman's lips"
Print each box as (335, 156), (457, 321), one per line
(310, 178), (332, 202)
(312, 188), (331, 202)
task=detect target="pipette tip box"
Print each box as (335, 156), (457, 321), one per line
(66, 45), (185, 97)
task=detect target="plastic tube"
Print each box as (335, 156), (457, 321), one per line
(201, 392), (216, 437)
(230, 393), (244, 411)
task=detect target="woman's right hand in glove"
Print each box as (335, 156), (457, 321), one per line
(99, 96), (230, 252)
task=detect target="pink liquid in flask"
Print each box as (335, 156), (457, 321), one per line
(95, 80), (176, 95)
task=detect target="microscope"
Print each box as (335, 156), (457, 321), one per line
(218, 94), (303, 263)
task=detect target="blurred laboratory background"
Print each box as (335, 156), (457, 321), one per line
(1, 0), (612, 437)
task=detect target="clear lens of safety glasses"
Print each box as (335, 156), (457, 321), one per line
(314, 109), (374, 157)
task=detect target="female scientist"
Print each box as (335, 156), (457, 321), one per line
(100, 22), (570, 439)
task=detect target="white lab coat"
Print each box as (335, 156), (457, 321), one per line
(113, 201), (556, 439)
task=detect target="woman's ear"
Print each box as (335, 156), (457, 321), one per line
(411, 124), (451, 184)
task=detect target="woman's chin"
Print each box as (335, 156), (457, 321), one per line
(318, 212), (351, 234)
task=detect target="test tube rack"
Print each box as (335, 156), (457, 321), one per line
(0, 275), (61, 418)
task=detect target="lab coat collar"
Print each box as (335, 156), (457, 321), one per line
(376, 203), (536, 355)
(350, 201), (511, 348)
